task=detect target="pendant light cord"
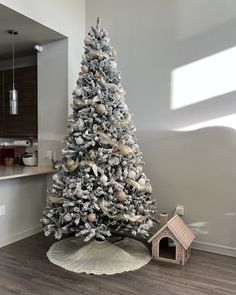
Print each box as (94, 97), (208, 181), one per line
(12, 33), (15, 90)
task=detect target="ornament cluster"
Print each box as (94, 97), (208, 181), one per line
(41, 18), (157, 242)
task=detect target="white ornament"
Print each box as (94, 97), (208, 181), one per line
(128, 170), (136, 179)
(52, 174), (59, 181)
(74, 88), (82, 96)
(76, 136), (84, 145)
(64, 213), (72, 222)
(138, 178), (145, 186)
(110, 61), (117, 69)
(100, 174), (108, 183)
(78, 119), (84, 130)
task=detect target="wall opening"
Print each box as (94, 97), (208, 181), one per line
(159, 237), (176, 260)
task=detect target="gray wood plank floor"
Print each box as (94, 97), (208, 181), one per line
(0, 233), (235, 295)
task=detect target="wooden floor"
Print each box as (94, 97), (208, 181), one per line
(0, 234), (236, 295)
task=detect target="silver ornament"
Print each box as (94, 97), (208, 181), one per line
(76, 136), (84, 145)
(74, 87), (82, 96)
(138, 178), (145, 186)
(128, 170), (136, 179)
(110, 61), (117, 69)
(52, 174), (59, 181)
(64, 213), (72, 222)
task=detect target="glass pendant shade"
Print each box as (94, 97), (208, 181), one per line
(8, 29), (18, 115)
(9, 89), (18, 115)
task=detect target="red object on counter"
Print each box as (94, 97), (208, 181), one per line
(0, 148), (15, 166)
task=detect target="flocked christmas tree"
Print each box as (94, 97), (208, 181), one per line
(41, 18), (157, 242)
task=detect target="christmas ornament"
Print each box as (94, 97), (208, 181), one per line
(138, 178), (146, 186)
(128, 170), (136, 179)
(94, 70), (101, 79)
(64, 213), (72, 222)
(112, 48), (117, 58)
(76, 136), (84, 145)
(116, 191), (127, 202)
(138, 205), (145, 213)
(100, 174), (108, 184)
(96, 103), (106, 115)
(81, 64), (89, 73)
(87, 213), (97, 222)
(118, 145), (132, 156)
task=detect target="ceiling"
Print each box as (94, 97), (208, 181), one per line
(0, 4), (66, 60)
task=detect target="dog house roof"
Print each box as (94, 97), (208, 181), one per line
(148, 215), (195, 250)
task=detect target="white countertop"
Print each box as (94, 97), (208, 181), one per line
(0, 165), (55, 180)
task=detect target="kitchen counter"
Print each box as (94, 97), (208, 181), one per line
(0, 165), (55, 180)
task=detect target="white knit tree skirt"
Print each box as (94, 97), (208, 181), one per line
(47, 237), (151, 275)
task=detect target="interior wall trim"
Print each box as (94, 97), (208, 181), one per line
(192, 240), (236, 257)
(0, 225), (42, 248)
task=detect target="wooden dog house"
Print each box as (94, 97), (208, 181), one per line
(148, 214), (195, 265)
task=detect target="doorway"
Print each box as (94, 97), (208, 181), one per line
(159, 237), (176, 260)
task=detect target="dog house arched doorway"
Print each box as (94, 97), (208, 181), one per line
(159, 237), (176, 261)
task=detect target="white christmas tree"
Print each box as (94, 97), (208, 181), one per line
(41, 18), (157, 242)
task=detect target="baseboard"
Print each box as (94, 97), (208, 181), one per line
(192, 240), (236, 257)
(0, 225), (42, 248)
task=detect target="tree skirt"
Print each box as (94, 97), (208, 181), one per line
(47, 237), (151, 275)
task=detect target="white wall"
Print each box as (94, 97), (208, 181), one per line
(0, 175), (47, 247)
(86, 0), (236, 256)
(37, 39), (68, 166)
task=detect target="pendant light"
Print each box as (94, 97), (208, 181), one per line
(8, 29), (19, 115)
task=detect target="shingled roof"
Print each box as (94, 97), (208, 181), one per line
(148, 215), (195, 249)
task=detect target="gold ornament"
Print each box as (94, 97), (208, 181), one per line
(117, 87), (125, 95)
(94, 70), (101, 79)
(81, 64), (89, 73)
(96, 104), (106, 115)
(116, 191), (127, 202)
(87, 213), (96, 222)
(138, 206), (145, 213)
(118, 145), (132, 156)
(112, 48), (117, 58)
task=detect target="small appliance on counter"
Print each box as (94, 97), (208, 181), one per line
(0, 148), (15, 166)
(22, 152), (37, 166)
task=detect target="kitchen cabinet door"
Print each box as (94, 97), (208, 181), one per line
(0, 72), (4, 135)
(3, 66), (37, 138)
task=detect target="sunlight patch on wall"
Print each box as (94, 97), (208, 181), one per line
(175, 114), (236, 131)
(171, 47), (236, 110)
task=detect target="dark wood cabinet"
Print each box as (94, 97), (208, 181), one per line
(0, 66), (37, 138)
